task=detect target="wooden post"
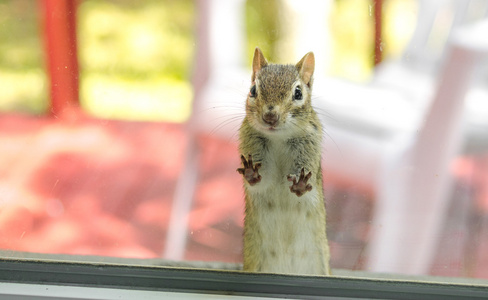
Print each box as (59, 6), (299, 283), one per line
(373, 0), (383, 65)
(41, 0), (80, 118)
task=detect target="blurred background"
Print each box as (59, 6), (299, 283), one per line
(1, 0), (488, 280)
(0, 0), (414, 119)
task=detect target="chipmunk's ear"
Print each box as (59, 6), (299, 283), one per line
(296, 52), (315, 87)
(252, 47), (268, 83)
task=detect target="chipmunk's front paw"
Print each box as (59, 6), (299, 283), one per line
(287, 168), (312, 197)
(237, 154), (262, 186)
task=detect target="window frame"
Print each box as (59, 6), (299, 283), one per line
(1, 258), (488, 299)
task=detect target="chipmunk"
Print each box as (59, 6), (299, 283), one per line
(237, 47), (331, 275)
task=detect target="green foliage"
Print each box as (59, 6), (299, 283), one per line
(329, 0), (376, 81)
(245, 0), (281, 63)
(77, 0), (195, 122)
(0, 0), (47, 114)
(78, 0), (195, 81)
(0, 0), (44, 70)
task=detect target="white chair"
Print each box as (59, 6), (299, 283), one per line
(368, 23), (488, 274)
(314, 0), (488, 274)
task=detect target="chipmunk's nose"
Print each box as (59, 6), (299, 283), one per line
(262, 112), (279, 127)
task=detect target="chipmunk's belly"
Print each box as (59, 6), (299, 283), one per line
(252, 186), (327, 275)
(245, 140), (327, 275)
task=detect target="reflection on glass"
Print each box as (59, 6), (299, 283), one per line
(0, 0), (488, 283)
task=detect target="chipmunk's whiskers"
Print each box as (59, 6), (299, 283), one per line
(209, 114), (246, 138)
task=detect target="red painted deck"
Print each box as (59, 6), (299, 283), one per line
(0, 113), (488, 279)
(0, 114), (244, 262)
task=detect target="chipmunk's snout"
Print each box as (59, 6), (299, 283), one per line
(262, 111), (279, 127)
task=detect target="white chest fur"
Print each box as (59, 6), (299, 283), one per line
(245, 139), (327, 275)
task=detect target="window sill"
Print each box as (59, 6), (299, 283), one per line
(0, 252), (487, 299)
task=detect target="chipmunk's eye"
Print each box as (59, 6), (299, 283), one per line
(249, 85), (257, 98)
(293, 86), (302, 101)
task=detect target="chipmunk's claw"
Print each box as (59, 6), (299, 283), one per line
(237, 154), (262, 186)
(287, 168), (312, 197)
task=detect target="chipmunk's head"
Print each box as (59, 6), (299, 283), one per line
(246, 47), (316, 136)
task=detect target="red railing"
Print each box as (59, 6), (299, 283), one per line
(41, 0), (80, 118)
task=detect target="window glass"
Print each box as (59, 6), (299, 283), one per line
(1, 0), (488, 284)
